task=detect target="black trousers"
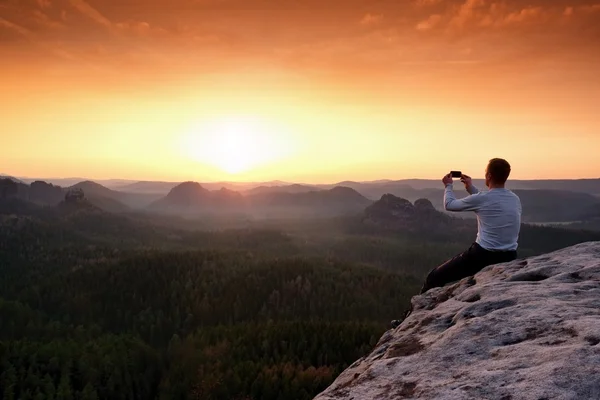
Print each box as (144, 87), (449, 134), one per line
(420, 243), (517, 294)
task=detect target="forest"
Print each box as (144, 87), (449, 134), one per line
(2, 197), (600, 400)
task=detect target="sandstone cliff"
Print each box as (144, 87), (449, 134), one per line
(315, 241), (600, 400)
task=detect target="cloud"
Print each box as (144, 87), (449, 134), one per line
(69, 0), (111, 28)
(0, 17), (33, 37)
(0, 16), (79, 61)
(360, 13), (383, 26)
(115, 21), (168, 36)
(416, 14), (442, 31)
(415, 0), (600, 33)
(415, 0), (443, 6)
(32, 10), (66, 29)
(449, 0), (486, 29)
(501, 6), (544, 26)
(37, 0), (52, 9)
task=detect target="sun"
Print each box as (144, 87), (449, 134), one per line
(181, 115), (290, 175)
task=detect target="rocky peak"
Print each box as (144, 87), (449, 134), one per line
(28, 180), (64, 205)
(414, 198), (435, 211)
(314, 241), (600, 400)
(65, 188), (86, 204)
(364, 194), (451, 231)
(366, 194), (415, 218)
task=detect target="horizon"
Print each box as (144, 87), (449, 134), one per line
(4, 172), (600, 187)
(2, 0), (600, 182)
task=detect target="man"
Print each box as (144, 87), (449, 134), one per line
(391, 158), (522, 328)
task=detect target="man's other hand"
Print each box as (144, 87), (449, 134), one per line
(460, 174), (473, 190)
(442, 173), (453, 186)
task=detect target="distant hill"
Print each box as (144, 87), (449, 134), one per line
(362, 186), (600, 223)
(69, 181), (161, 209)
(28, 181), (64, 205)
(0, 174), (25, 184)
(115, 181), (181, 194)
(147, 184), (372, 217)
(148, 182), (246, 214)
(246, 184), (319, 196)
(68, 181), (130, 213)
(0, 179), (131, 213)
(316, 179), (600, 198)
(248, 186), (373, 218)
(514, 189), (600, 223)
(70, 180), (122, 199)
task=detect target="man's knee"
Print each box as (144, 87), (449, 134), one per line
(420, 249), (473, 293)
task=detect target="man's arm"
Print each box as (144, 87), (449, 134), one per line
(466, 185), (479, 195)
(460, 174), (479, 195)
(444, 184), (484, 212)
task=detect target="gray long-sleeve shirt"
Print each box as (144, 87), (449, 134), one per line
(444, 183), (522, 251)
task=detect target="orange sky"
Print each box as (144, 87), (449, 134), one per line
(1, 0), (599, 183)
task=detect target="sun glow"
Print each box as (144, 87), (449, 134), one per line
(181, 115), (293, 175)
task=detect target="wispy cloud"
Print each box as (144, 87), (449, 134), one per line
(69, 0), (112, 28)
(414, 0), (600, 33)
(449, 0), (485, 29)
(0, 16), (79, 62)
(360, 13), (383, 26)
(0, 17), (33, 37)
(36, 0), (52, 9)
(32, 10), (66, 29)
(416, 14), (442, 31)
(415, 0), (443, 6)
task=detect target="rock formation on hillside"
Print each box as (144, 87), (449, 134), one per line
(364, 194), (452, 231)
(65, 188), (86, 204)
(58, 188), (99, 213)
(29, 180), (64, 205)
(314, 241), (600, 400)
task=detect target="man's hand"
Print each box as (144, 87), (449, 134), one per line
(460, 174), (473, 191)
(442, 173), (453, 187)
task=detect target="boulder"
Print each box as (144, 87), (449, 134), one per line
(314, 241), (600, 400)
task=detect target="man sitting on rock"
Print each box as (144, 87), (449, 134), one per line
(392, 158), (522, 328)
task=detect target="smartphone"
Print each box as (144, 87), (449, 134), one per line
(450, 171), (462, 178)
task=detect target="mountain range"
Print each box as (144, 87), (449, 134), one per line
(2, 177), (600, 225)
(6, 174), (600, 196)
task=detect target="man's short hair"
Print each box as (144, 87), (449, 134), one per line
(487, 158), (511, 184)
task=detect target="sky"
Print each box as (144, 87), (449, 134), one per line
(1, 0), (599, 183)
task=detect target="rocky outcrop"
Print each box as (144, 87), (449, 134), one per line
(364, 194), (451, 231)
(29, 180), (64, 205)
(315, 242), (600, 400)
(413, 198), (435, 211)
(65, 188), (86, 204)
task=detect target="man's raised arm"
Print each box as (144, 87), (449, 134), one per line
(442, 173), (484, 212)
(461, 174), (479, 195)
(444, 185), (483, 211)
